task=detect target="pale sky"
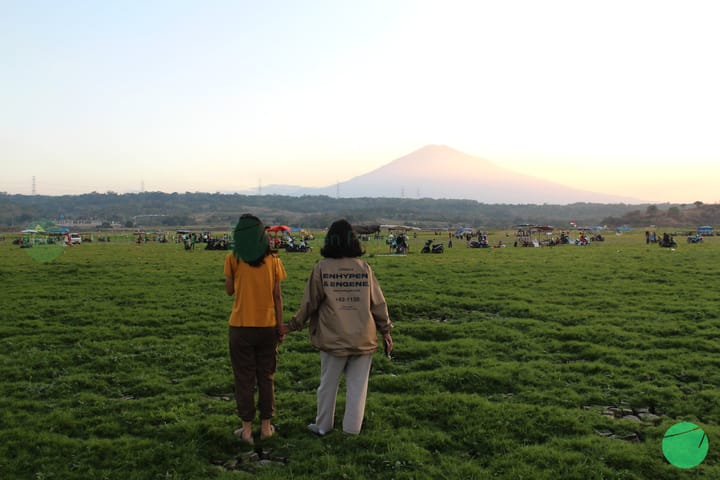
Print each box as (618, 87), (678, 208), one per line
(2, 0), (719, 203)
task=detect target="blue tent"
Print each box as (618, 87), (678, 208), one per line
(697, 226), (714, 236)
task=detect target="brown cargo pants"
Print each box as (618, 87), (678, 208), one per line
(228, 326), (278, 421)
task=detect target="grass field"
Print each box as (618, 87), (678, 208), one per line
(1, 230), (719, 479)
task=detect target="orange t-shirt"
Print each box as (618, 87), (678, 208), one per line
(224, 253), (287, 327)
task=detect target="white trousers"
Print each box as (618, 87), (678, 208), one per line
(316, 351), (373, 434)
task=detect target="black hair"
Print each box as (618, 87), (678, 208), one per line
(235, 213), (271, 267)
(320, 219), (364, 258)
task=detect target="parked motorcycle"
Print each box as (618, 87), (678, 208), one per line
(421, 239), (444, 254)
(285, 243), (311, 253)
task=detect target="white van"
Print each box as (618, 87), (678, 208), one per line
(69, 233), (82, 244)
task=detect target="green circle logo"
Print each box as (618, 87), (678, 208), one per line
(662, 422), (708, 469)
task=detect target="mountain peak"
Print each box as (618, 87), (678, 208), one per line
(326, 145), (637, 203)
(416, 144), (456, 153)
(247, 145), (640, 203)
(386, 144), (500, 175)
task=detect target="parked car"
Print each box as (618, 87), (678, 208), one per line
(69, 233), (82, 244)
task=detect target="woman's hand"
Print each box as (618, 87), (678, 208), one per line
(382, 332), (393, 357)
(277, 322), (289, 343)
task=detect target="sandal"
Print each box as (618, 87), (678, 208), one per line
(233, 428), (254, 444)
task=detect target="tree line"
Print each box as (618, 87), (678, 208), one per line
(0, 192), (715, 230)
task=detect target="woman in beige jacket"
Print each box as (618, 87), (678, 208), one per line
(284, 219), (393, 435)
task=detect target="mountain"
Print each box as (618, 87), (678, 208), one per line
(247, 145), (639, 204)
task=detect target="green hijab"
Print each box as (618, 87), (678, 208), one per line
(232, 214), (269, 264)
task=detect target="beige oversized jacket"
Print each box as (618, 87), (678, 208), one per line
(288, 257), (392, 356)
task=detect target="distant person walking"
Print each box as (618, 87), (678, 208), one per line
(224, 214), (286, 444)
(285, 219), (393, 436)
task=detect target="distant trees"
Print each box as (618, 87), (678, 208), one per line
(0, 192), (717, 229)
(160, 215), (195, 226)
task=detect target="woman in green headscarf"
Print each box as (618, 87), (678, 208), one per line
(224, 214), (287, 443)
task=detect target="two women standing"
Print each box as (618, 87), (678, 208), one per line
(225, 216), (392, 442)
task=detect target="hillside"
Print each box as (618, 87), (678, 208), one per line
(326, 145), (639, 203)
(254, 145), (640, 204)
(601, 202), (720, 230)
(1, 192), (718, 231)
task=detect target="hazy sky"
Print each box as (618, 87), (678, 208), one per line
(2, 0), (718, 203)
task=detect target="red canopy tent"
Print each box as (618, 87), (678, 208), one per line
(266, 225), (291, 232)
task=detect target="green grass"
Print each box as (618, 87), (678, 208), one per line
(1, 231), (719, 479)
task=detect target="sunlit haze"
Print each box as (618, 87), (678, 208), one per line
(2, 1), (718, 203)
